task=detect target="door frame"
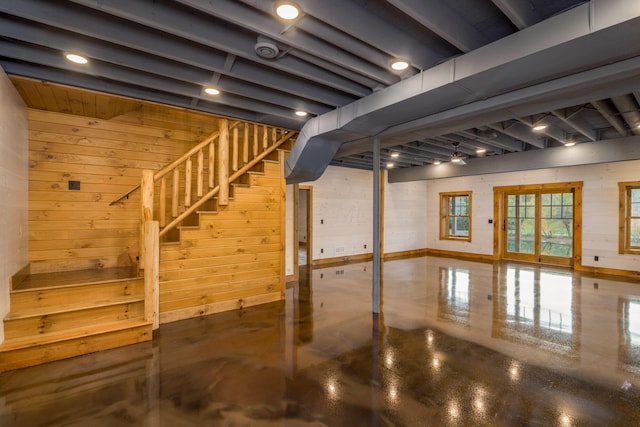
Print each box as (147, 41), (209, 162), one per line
(295, 185), (313, 269)
(493, 181), (583, 268)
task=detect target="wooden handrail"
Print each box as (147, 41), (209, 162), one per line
(109, 120), (240, 205)
(159, 130), (296, 237)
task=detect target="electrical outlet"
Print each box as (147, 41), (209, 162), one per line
(364, 244), (367, 249)
(320, 248), (324, 254)
(594, 255), (599, 261)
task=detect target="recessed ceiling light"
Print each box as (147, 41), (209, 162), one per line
(476, 148), (486, 154)
(295, 110), (308, 117)
(532, 124), (547, 131)
(451, 157), (462, 163)
(204, 87), (220, 96)
(390, 59), (409, 71)
(65, 53), (88, 64)
(386, 162), (394, 168)
(564, 141), (576, 147)
(275, 2), (300, 20)
(433, 160), (441, 165)
(390, 152), (399, 158)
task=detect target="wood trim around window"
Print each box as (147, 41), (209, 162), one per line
(439, 191), (472, 242)
(618, 181), (640, 255)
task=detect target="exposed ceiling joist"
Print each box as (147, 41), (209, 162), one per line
(387, 0), (489, 52)
(490, 0), (542, 30)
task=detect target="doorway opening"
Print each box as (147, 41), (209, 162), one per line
(297, 186), (312, 267)
(494, 182), (582, 267)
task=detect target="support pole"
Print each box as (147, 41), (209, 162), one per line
(372, 136), (381, 314)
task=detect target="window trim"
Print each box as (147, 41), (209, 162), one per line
(619, 181), (640, 254)
(439, 191), (472, 242)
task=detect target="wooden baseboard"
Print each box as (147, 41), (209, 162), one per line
(159, 292), (282, 324)
(384, 248), (429, 260)
(311, 253), (373, 267)
(310, 248), (428, 267)
(9, 263), (30, 291)
(575, 264), (640, 279)
(424, 248), (498, 262)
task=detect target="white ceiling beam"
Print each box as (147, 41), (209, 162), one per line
(387, 0), (489, 52)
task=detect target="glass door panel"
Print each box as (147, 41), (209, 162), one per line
(503, 189), (574, 266)
(506, 193), (537, 260)
(540, 192), (573, 259)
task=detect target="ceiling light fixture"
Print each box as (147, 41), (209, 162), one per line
(564, 141), (576, 147)
(386, 162), (394, 168)
(450, 142), (466, 164)
(204, 87), (220, 96)
(390, 59), (409, 72)
(275, 2), (300, 20)
(390, 152), (399, 158)
(295, 110), (308, 117)
(476, 148), (486, 154)
(433, 160), (441, 165)
(532, 124), (547, 131)
(65, 53), (88, 64)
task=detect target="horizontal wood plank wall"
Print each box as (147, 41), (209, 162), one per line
(159, 161), (284, 323)
(28, 107), (217, 273)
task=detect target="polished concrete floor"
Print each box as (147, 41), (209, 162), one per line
(1, 256), (640, 426)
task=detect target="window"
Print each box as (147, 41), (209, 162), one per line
(440, 191), (471, 241)
(619, 182), (640, 254)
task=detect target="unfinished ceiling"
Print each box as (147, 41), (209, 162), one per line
(1, 0), (639, 177)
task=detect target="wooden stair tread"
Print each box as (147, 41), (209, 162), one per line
(14, 267), (138, 291)
(0, 319), (152, 352)
(5, 295), (144, 320)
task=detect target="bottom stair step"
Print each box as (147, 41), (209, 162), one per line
(0, 320), (152, 372)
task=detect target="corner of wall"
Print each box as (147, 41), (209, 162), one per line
(0, 66), (29, 343)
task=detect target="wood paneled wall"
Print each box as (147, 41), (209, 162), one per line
(159, 162), (285, 323)
(27, 107), (217, 273)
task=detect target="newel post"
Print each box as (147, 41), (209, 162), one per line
(140, 169), (154, 270)
(218, 119), (229, 206)
(144, 220), (160, 329)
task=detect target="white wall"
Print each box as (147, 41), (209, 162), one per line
(309, 166), (374, 260)
(426, 160), (640, 271)
(0, 67), (28, 343)
(384, 173), (428, 253)
(288, 166), (428, 263)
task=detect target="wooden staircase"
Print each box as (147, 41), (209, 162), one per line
(0, 117), (295, 372)
(0, 268), (152, 371)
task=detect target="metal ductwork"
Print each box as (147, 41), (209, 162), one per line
(285, 0), (640, 183)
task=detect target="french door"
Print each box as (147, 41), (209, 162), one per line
(501, 184), (580, 267)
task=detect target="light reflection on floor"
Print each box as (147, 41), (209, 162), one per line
(1, 256), (640, 426)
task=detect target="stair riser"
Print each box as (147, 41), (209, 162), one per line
(10, 279), (143, 312)
(4, 302), (145, 340)
(0, 324), (152, 372)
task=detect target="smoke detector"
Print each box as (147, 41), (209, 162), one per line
(254, 36), (279, 59)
